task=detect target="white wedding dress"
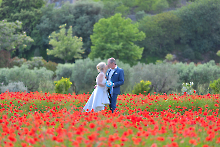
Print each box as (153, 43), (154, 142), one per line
(83, 72), (110, 112)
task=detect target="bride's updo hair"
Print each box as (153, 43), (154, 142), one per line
(96, 62), (106, 72)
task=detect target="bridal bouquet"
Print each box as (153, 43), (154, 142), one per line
(106, 80), (113, 88)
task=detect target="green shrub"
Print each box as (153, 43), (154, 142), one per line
(10, 57), (27, 68)
(0, 65), (54, 92)
(55, 63), (74, 82)
(135, 11), (147, 21)
(130, 62), (180, 93)
(175, 60), (220, 91)
(23, 57), (44, 69)
(71, 58), (104, 94)
(209, 78), (220, 94)
(1, 82), (27, 93)
(0, 74), (8, 86)
(54, 77), (72, 94)
(165, 53), (174, 61)
(138, 12), (181, 57)
(174, 0), (220, 53)
(166, 0), (180, 7)
(132, 80), (152, 95)
(182, 48), (195, 60)
(152, 0), (169, 13)
(38, 80), (55, 93)
(42, 60), (58, 73)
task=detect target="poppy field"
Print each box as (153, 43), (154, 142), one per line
(0, 92), (220, 147)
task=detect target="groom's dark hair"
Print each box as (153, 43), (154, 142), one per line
(109, 58), (116, 65)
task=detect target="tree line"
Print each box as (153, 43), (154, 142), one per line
(0, 0), (220, 66)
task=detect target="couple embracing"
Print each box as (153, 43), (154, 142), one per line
(83, 58), (124, 113)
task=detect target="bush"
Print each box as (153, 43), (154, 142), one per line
(209, 78), (220, 94)
(174, 0), (220, 53)
(42, 60), (57, 73)
(23, 57), (44, 69)
(130, 62), (180, 93)
(166, 0), (180, 7)
(71, 58), (104, 94)
(152, 0), (169, 13)
(10, 57), (27, 68)
(0, 65), (54, 92)
(135, 11), (146, 21)
(138, 12), (181, 57)
(1, 82), (27, 93)
(10, 57), (57, 75)
(55, 63), (74, 82)
(0, 74), (8, 86)
(38, 80), (55, 93)
(132, 80), (152, 95)
(54, 77), (72, 94)
(182, 48), (195, 60)
(175, 60), (220, 92)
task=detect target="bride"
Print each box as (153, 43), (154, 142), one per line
(83, 62), (110, 112)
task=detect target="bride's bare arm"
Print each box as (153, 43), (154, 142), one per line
(97, 73), (105, 87)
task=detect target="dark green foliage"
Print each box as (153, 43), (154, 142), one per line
(101, 1), (130, 18)
(174, 0), (220, 54)
(132, 80), (152, 95)
(54, 77), (72, 94)
(0, 20), (34, 53)
(182, 48), (195, 60)
(209, 78), (220, 94)
(166, 0), (180, 7)
(0, 0), (45, 57)
(135, 0), (155, 12)
(35, 1), (103, 62)
(138, 12), (181, 57)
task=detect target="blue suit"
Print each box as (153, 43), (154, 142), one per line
(106, 67), (124, 113)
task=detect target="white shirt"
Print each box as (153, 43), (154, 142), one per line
(109, 66), (117, 81)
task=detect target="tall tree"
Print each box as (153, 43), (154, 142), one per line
(35, 1), (103, 62)
(0, 0), (45, 58)
(0, 0), (45, 36)
(0, 20), (33, 52)
(138, 12), (181, 58)
(89, 13), (145, 66)
(47, 24), (84, 63)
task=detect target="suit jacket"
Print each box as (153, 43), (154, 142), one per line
(106, 67), (124, 95)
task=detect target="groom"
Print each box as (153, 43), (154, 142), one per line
(106, 58), (124, 113)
